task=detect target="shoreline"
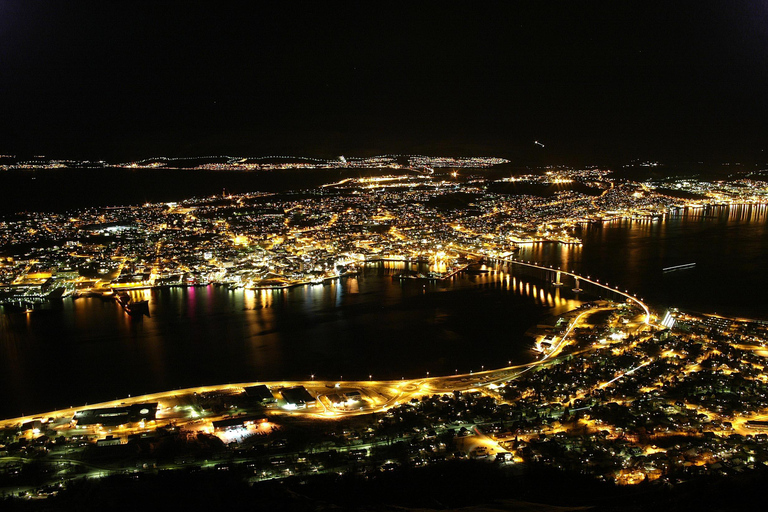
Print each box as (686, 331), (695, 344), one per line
(0, 302), (595, 427)
(0, 257), (656, 426)
(2, 256), (742, 425)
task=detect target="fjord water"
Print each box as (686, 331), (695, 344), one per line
(517, 204), (768, 320)
(0, 265), (579, 418)
(0, 167), (388, 214)
(2, 167), (768, 418)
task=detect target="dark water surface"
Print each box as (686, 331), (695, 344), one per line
(0, 167), (398, 214)
(516, 204), (768, 320)
(0, 264), (578, 418)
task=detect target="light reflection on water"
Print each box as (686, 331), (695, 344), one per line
(516, 204), (768, 319)
(0, 262), (575, 418)
(2, 204), (764, 418)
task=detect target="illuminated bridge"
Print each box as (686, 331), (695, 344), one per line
(461, 251), (651, 324)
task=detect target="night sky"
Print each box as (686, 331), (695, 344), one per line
(2, 1), (767, 164)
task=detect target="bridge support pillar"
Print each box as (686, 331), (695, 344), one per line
(552, 270), (563, 287)
(572, 277), (582, 293)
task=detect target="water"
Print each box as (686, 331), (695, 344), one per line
(516, 204), (768, 320)
(0, 264), (578, 418)
(2, 168), (768, 418)
(0, 167), (398, 214)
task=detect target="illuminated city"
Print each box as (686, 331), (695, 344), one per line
(2, 157), (768, 508)
(3, 1), (768, 510)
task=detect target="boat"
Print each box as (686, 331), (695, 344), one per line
(125, 300), (150, 316)
(116, 292), (150, 317)
(663, 263), (696, 272)
(393, 273), (439, 281)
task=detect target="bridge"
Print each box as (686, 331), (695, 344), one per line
(460, 251), (651, 324)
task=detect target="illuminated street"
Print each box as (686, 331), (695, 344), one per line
(3, 2), (768, 508)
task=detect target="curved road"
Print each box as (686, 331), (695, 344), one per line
(0, 261), (653, 432)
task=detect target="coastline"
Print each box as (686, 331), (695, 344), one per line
(0, 258), (654, 425)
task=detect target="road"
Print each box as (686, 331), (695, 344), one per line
(0, 255), (655, 445)
(0, 303), (646, 447)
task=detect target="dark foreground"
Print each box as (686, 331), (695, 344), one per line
(4, 461), (768, 512)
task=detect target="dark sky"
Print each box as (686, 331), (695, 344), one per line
(2, 1), (767, 164)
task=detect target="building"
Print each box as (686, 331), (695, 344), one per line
(72, 403), (158, 427)
(280, 386), (316, 408)
(212, 414), (268, 433)
(244, 385), (276, 403)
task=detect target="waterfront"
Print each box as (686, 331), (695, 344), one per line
(2, 203), (768, 419)
(517, 203), (768, 320)
(6, 3), (768, 505)
(0, 263), (578, 419)
(3, 165), (768, 421)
